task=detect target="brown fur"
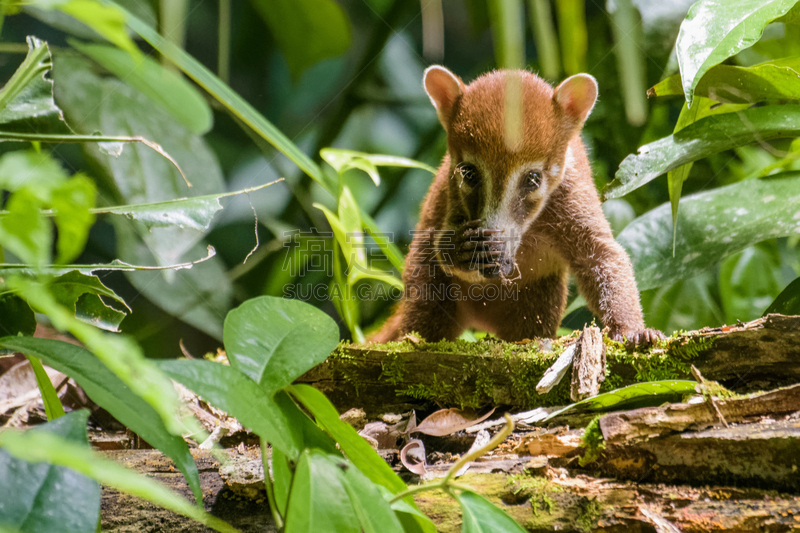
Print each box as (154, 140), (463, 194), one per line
(373, 68), (660, 345)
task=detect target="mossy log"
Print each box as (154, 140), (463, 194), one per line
(297, 314), (800, 414)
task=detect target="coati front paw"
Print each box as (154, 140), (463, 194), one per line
(453, 219), (514, 278)
(610, 328), (665, 348)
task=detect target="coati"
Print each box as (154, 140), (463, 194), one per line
(373, 66), (663, 346)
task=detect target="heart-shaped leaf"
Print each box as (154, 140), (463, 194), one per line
(223, 296), (339, 394)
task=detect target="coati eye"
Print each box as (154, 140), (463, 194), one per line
(525, 170), (542, 190)
(457, 162), (481, 187)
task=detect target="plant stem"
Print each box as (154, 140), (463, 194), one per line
(260, 439), (284, 530)
(389, 414), (515, 504)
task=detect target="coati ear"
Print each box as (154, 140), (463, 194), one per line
(423, 66), (463, 128)
(554, 74), (598, 124)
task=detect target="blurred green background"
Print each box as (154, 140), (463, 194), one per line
(2, 0), (798, 357)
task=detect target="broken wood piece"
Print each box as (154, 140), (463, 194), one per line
(600, 417), (800, 491)
(535, 342), (576, 394)
(599, 382), (800, 444)
(513, 429), (582, 457)
(570, 326), (606, 401)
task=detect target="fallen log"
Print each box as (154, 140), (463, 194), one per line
(298, 314), (800, 414)
(98, 448), (800, 532)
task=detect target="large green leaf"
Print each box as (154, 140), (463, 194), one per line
(284, 450), (360, 533)
(651, 57), (800, 103)
(338, 455), (404, 533)
(764, 275), (800, 315)
(157, 359), (304, 459)
(675, 0), (800, 106)
(544, 381), (698, 421)
(11, 276), (186, 436)
(0, 412), (236, 533)
(47, 271), (129, 332)
(93, 182), (279, 232)
(52, 53), (232, 339)
(0, 411), (100, 533)
(457, 490), (527, 533)
(604, 105), (800, 199)
(249, 0), (351, 79)
(223, 296), (339, 394)
(0, 36), (72, 134)
(618, 172), (800, 290)
(70, 40), (212, 134)
(0, 336), (203, 505)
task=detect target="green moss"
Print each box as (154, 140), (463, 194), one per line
(575, 497), (603, 532)
(506, 474), (562, 517)
(579, 416), (606, 466)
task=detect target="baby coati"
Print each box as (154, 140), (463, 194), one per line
(374, 66), (662, 346)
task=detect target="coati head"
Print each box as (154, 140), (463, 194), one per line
(423, 66), (598, 280)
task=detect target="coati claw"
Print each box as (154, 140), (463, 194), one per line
(610, 328), (666, 348)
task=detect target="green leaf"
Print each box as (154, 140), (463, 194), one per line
(544, 381), (698, 421)
(457, 490), (527, 533)
(157, 359), (304, 459)
(120, 7), (326, 186)
(0, 294), (35, 337)
(11, 276), (186, 437)
(0, 336), (203, 505)
(643, 272), (724, 334)
(93, 182), (279, 232)
(223, 296), (339, 394)
(719, 246), (782, 323)
(288, 384), (408, 494)
(32, 0), (140, 58)
(315, 196), (403, 291)
(604, 105), (800, 200)
(0, 36), (72, 134)
(618, 172), (800, 290)
(0, 189), (50, 268)
(70, 40), (212, 134)
(764, 275), (800, 315)
(53, 53), (232, 339)
(284, 450), (360, 533)
(271, 447), (292, 516)
(320, 148), (436, 187)
(249, 0), (351, 79)
(51, 174), (96, 264)
(0, 411), (100, 533)
(675, 0), (800, 106)
(25, 355), (66, 420)
(0, 150), (68, 193)
(0, 412), (237, 533)
(651, 57), (800, 103)
(47, 271), (129, 332)
(337, 455), (404, 533)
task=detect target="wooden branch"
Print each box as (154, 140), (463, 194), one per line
(600, 383), (800, 443)
(298, 315), (800, 414)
